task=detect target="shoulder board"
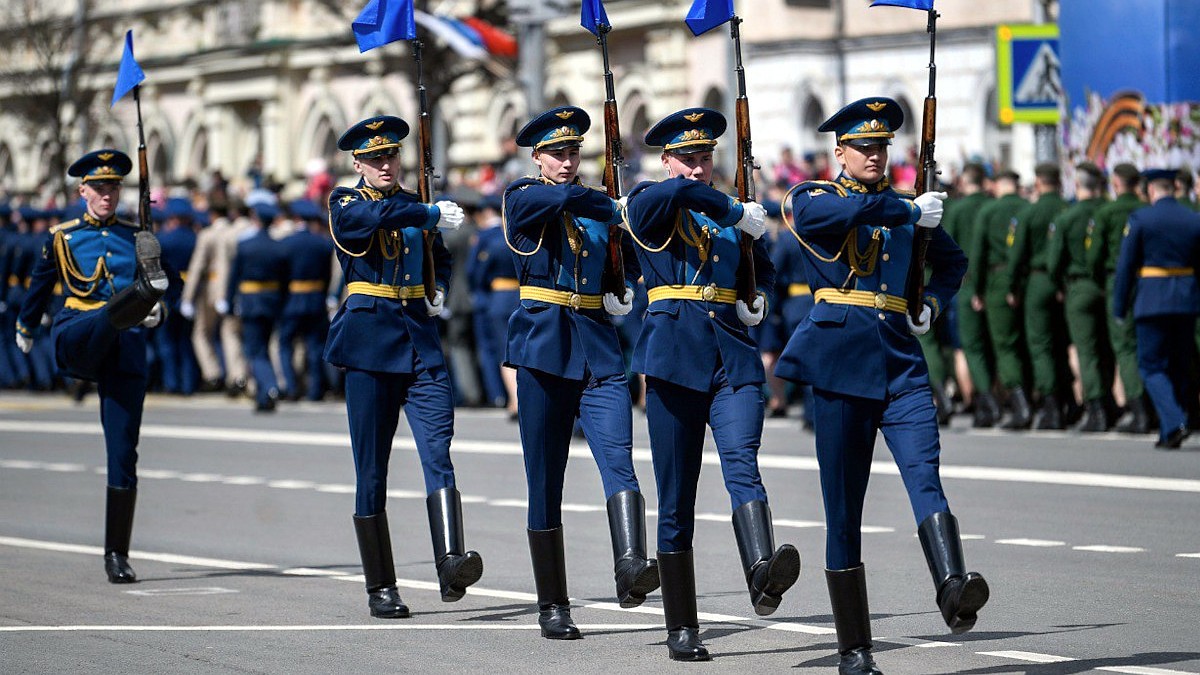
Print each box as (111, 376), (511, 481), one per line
(892, 188), (916, 198)
(49, 218), (81, 234)
(115, 218), (138, 229)
(507, 177), (541, 192)
(580, 182), (606, 193)
(796, 180), (848, 198)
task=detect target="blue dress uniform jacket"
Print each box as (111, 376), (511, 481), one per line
(279, 228), (335, 400)
(774, 176), (966, 400)
(625, 176), (775, 393)
(155, 225), (198, 394)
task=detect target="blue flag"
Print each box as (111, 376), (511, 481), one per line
(352, 0), (416, 53)
(685, 0), (734, 36)
(581, 0), (611, 36)
(111, 31), (145, 107)
(870, 0), (934, 10)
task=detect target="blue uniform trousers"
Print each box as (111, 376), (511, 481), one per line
(812, 385), (949, 569)
(516, 366), (640, 530)
(52, 309), (147, 489)
(278, 313), (329, 401)
(645, 368), (768, 553)
(1135, 314), (1198, 439)
(153, 313), (199, 394)
(472, 304), (506, 407)
(241, 317), (279, 406)
(344, 366), (456, 516)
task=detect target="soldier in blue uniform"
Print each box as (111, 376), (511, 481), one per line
(13, 149), (168, 583)
(278, 199), (335, 401)
(770, 211), (816, 426)
(1113, 168), (1200, 449)
(774, 98), (988, 675)
(502, 106), (658, 640)
(467, 194), (517, 413)
(325, 115), (482, 618)
(625, 107), (799, 662)
(155, 197), (199, 395)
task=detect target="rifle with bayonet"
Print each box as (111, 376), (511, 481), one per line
(906, 6), (940, 323)
(412, 39), (438, 304)
(595, 23), (627, 297)
(731, 16), (757, 306)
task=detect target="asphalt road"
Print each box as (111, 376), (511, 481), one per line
(2, 391), (1198, 674)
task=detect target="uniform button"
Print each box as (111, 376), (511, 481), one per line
(581, 278), (588, 285)
(404, 274), (411, 280)
(101, 230), (109, 237)
(106, 252), (113, 257)
(713, 254), (720, 262)
(401, 300), (408, 307)
(880, 283), (888, 291)
(878, 312), (885, 320)
(708, 311), (716, 318)
(581, 250), (589, 257)
(882, 253), (890, 261)
(404, 247), (410, 254)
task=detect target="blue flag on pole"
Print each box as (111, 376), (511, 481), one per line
(685, 0), (735, 36)
(352, 0), (417, 53)
(870, 0), (934, 10)
(111, 31), (145, 107)
(581, 0), (611, 36)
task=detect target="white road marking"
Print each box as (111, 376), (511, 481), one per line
(222, 476), (266, 486)
(1073, 545), (1145, 553)
(267, 479), (317, 490)
(995, 538), (1067, 547)
(1177, 553), (1200, 558)
(125, 587), (239, 596)
(979, 650), (1076, 663)
(0, 623), (660, 633)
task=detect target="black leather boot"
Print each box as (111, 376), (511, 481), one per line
(918, 512), (989, 634)
(427, 487), (483, 602)
(528, 527), (579, 639)
(931, 385), (952, 426)
(658, 549), (710, 661)
(971, 391), (996, 428)
(1002, 386), (1032, 430)
(1079, 399), (1109, 432)
(1032, 394), (1064, 430)
(826, 566), (882, 675)
(352, 512), (410, 618)
(606, 491), (659, 608)
(104, 486), (137, 584)
(732, 500), (801, 616)
(1117, 397), (1152, 434)
(107, 231), (169, 330)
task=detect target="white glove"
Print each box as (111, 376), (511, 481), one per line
(180, 301), (195, 320)
(603, 285), (634, 316)
(735, 202), (767, 240)
(40, 313), (51, 327)
(215, 299), (230, 316)
(425, 289), (445, 317)
(736, 294), (766, 326)
(434, 201), (464, 231)
(907, 303), (933, 335)
(914, 191), (948, 228)
(326, 295), (341, 316)
(140, 302), (164, 328)
(15, 333), (32, 354)
(615, 196), (631, 232)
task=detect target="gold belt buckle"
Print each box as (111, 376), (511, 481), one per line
(702, 285), (717, 302)
(874, 293), (888, 310)
(568, 293), (582, 310)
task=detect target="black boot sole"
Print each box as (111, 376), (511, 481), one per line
(751, 545), (801, 616)
(440, 551), (484, 602)
(134, 231), (169, 293)
(945, 573), (989, 634)
(618, 559), (660, 608)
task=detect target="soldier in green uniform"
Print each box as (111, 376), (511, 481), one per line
(969, 170), (1031, 428)
(1047, 162), (1113, 431)
(942, 163), (1000, 427)
(1007, 163), (1071, 429)
(1091, 164), (1151, 433)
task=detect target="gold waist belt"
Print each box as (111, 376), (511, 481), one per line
(491, 277), (520, 291)
(65, 297), (107, 312)
(8, 274), (19, 287)
(788, 283), (812, 297)
(814, 288), (908, 314)
(520, 285), (603, 310)
(179, 271), (189, 282)
(239, 281), (281, 294)
(346, 281), (425, 300)
(1140, 266), (1194, 278)
(288, 280), (326, 293)
(647, 284), (737, 305)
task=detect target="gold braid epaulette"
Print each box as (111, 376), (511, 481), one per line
(624, 181), (681, 254)
(53, 227), (109, 297)
(781, 180), (882, 290)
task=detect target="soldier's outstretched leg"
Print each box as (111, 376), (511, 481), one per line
(527, 527), (579, 639)
(826, 565), (882, 675)
(732, 500), (800, 616)
(426, 487), (483, 602)
(918, 512), (990, 634)
(352, 512), (410, 618)
(606, 490), (659, 608)
(104, 486), (137, 584)
(107, 231), (168, 330)
(658, 549), (709, 662)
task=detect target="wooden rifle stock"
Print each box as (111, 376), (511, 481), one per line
(601, 98), (626, 296)
(906, 95), (937, 322)
(413, 41), (437, 304)
(733, 96), (757, 305)
(137, 146), (151, 232)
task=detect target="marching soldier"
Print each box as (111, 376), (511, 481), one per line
(1113, 168), (1200, 449)
(1091, 164), (1151, 432)
(278, 199), (335, 401)
(155, 197), (199, 395)
(775, 98), (988, 675)
(325, 115), (482, 618)
(14, 149), (168, 582)
(467, 194), (517, 413)
(502, 106), (659, 640)
(970, 170), (1031, 428)
(626, 107), (799, 661)
(1046, 163), (1113, 431)
(1007, 163), (1071, 429)
(768, 214), (814, 423)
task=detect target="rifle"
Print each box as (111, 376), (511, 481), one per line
(730, 16), (757, 306)
(133, 84), (152, 232)
(595, 23), (627, 297)
(412, 39), (438, 304)
(906, 7), (940, 323)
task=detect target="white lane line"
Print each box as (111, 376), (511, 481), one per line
(1177, 553), (1200, 558)
(1099, 667), (1200, 675)
(0, 537), (275, 571)
(4, 420), (1200, 494)
(1073, 545), (1145, 553)
(979, 650), (1076, 663)
(879, 636), (960, 648)
(267, 480), (317, 490)
(223, 476), (266, 486)
(994, 538), (1066, 547)
(0, 623), (660, 633)
(179, 473), (224, 483)
(43, 462), (88, 472)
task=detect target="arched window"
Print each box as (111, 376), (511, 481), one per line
(189, 130), (209, 178)
(0, 144), (13, 192)
(147, 132), (171, 184)
(800, 95), (825, 155)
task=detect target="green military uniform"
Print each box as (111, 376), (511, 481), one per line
(1047, 195), (1113, 429)
(1007, 192), (1070, 426)
(941, 190), (999, 425)
(1090, 192), (1148, 430)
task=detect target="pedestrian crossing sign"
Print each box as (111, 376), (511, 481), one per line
(996, 24), (1061, 125)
